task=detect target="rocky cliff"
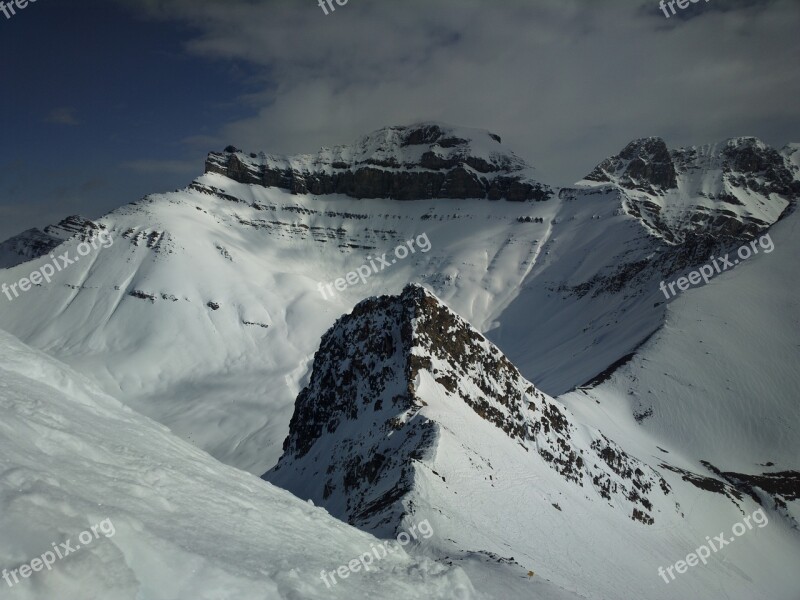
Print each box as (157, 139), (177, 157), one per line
(266, 284), (671, 532)
(205, 123), (553, 202)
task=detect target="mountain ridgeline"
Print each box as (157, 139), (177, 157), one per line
(267, 285), (673, 532)
(204, 123), (554, 201)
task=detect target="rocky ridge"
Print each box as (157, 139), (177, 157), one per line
(581, 136), (798, 244)
(0, 215), (102, 269)
(205, 123), (553, 202)
(266, 284), (673, 532)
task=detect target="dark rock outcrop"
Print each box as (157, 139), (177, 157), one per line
(266, 284), (670, 531)
(585, 137), (678, 193)
(0, 215), (102, 269)
(205, 123), (552, 202)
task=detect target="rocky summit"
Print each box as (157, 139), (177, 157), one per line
(266, 284), (671, 533)
(579, 136), (798, 244)
(205, 122), (553, 202)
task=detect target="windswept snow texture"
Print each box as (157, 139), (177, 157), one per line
(0, 329), (475, 600)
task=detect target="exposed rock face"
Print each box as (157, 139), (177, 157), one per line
(585, 136), (799, 199)
(205, 123), (552, 202)
(266, 284), (670, 532)
(42, 215), (103, 240)
(585, 137), (678, 193)
(0, 228), (63, 269)
(0, 215), (102, 269)
(580, 136), (798, 245)
(678, 137), (799, 200)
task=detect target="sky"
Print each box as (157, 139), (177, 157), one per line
(1, 0), (799, 240)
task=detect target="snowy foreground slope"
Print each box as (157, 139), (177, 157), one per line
(0, 329), (475, 600)
(266, 285), (800, 600)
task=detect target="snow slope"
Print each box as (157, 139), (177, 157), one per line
(560, 194), (800, 472)
(0, 328), (475, 600)
(0, 168), (559, 475)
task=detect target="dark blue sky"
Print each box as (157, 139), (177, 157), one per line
(0, 0), (257, 239)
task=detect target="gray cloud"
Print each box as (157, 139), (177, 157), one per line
(112, 0), (800, 186)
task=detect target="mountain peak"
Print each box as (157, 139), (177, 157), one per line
(367, 121), (504, 149)
(204, 122), (552, 202)
(583, 136), (677, 191)
(0, 215), (101, 269)
(266, 284), (670, 533)
(577, 135), (798, 244)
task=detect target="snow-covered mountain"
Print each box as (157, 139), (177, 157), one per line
(578, 136), (796, 243)
(493, 134), (798, 394)
(0, 124), (567, 476)
(0, 124), (796, 471)
(266, 284), (799, 600)
(1, 121), (798, 598)
(267, 284), (670, 531)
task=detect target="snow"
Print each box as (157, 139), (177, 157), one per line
(411, 369), (800, 600)
(561, 206), (800, 470)
(0, 176), (558, 474)
(0, 328), (475, 600)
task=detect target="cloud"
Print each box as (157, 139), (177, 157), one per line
(121, 159), (200, 174)
(115, 0), (800, 185)
(45, 107), (80, 126)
